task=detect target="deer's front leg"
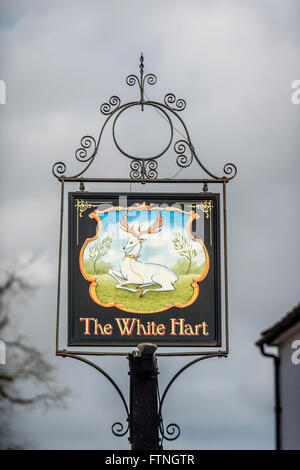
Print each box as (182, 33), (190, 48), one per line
(108, 269), (140, 293)
(115, 280), (140, 293)
(108, 269), (126, 283)
(137, 282), (155, 289)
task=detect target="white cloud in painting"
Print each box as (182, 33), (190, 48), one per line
(84, 218), (207, 269)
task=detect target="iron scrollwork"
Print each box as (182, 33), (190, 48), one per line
(52, 161), (66, 178)
(157, 353), (227, 444)
(126, 71), (157, 91)
(75, 135), (96, 162)
(52, 53), (237, 183)
(223, 162), (237, 180)
(100, 95), (121, 115)
(112, 102), (173, 164)
(57, 351), (130, 440)
(164, 93), (186, 112)
(126, 52), (157, 107)
(130, 159), (158, 180)
(111, 421), (130, 438)
(159, 422), (181, 442)
(174, 139), (194, 168)
(52, 55), (237, 447)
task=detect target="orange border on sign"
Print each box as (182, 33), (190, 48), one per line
(79, 205), (210, 314)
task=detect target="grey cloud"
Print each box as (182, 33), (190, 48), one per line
(0, 0), (299, 449)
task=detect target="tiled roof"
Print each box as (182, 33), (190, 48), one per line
(256, 303), (300, 346)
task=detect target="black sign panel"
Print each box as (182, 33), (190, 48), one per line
(68, 193), (221, 347)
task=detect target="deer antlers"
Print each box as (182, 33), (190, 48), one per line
(120, 213), (139, 238)
(138, 212), (163, 235)
(120, 211), (163, 238)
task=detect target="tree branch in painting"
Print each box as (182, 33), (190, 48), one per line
(172, 232), (198, 274)
(88, 235), (113, 274)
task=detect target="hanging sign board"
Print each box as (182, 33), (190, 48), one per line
(68, 193), (221, 347)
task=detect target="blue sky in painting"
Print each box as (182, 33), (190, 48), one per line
(83, 208), (206, 269)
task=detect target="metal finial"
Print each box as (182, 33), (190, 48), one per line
(79, 179), (85, 192)
(139, 53), (144, 77)
(139, 53), (144, 111)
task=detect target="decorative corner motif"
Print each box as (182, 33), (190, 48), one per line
(187, 200), (213, 245)
(75, 199), (100, 218)
(75, 199), (111, 245)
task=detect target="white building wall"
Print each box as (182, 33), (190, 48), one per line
(279, 325), (300, 450)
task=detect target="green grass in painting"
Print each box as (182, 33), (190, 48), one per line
(93, 274), (201, 312)
(82, 258), (206, 312)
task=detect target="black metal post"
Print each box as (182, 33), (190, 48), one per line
(129, 343), (161, 450)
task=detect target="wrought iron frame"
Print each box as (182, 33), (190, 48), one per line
(52, 54), (237, 443)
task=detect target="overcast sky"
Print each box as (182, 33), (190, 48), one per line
(0, 0), (299, 449)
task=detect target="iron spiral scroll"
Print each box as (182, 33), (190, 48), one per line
(52, 54), (237, 447)
(130, 159), (158, 180)
(52, 53), (237, 183)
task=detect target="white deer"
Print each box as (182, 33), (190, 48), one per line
(108, 211), (178, 297)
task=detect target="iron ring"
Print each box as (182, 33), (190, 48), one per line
(112, 103), (173, 161)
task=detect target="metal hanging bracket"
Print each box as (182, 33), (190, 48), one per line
(51, 54), (237, 448)
(52, 54), (237, 184)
